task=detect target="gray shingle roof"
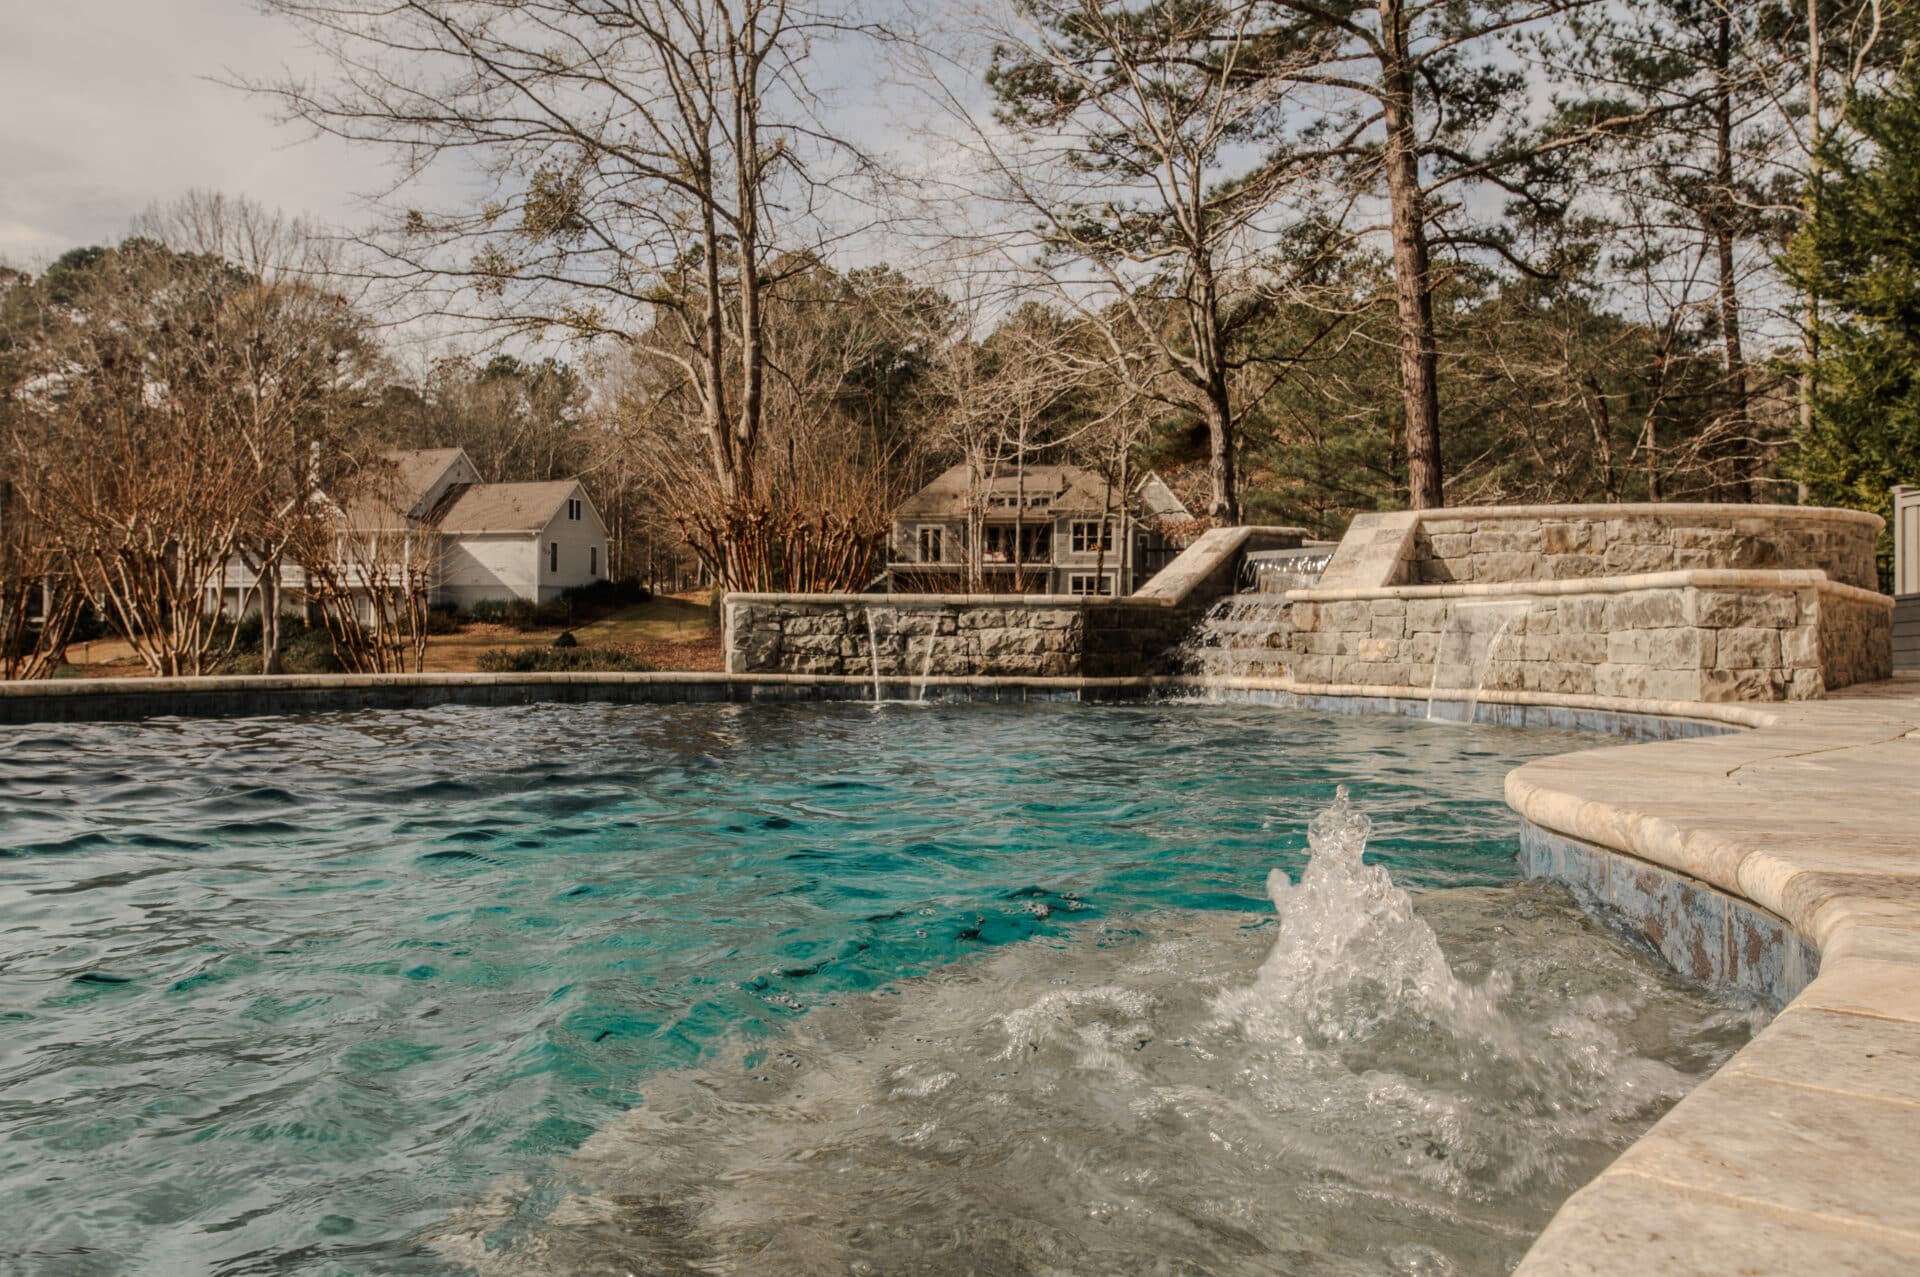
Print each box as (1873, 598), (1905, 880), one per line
(895, 463), (1192, 521)
(432, 481), (581, 534)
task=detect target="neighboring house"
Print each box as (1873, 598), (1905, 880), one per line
(210, 447), (611, 618)
(432, 476), (610, 609)
(886, 463), (1194, 596)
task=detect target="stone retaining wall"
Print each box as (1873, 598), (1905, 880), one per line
(1286, 571), (1894, 702)
(725, 595), (1203, 679)
(1403, 505), (1880, 590)
(724, 525), (1306, 679)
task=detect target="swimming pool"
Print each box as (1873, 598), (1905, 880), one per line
(0, 702), (1749, 1273)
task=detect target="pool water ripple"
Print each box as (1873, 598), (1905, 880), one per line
(2, 701), (1676, 1274)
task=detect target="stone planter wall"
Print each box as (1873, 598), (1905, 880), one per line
(1404, 505), (1880, 590)
(1285, 571), (1893, 702)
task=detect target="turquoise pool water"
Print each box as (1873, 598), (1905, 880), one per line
(1, 702), (1603, 1273)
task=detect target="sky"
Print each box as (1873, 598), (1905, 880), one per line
(0, 1), (390, 268)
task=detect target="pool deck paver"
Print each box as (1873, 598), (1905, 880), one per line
(1506, 675), (1920, 1274)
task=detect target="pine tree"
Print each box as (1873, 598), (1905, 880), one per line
(1784, 51), (1920, 569)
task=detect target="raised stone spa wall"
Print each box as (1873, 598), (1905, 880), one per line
(1398, 504), (1881, 589)
(724, 525), (1306, 679)
(1287, 571), (1893, 701)
(1285, 503), (1893, 702)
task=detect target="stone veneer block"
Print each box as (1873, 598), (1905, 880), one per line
(1607, 1072), (1920, 1238)
(1516, 1173), (1920, 1276)
(1722, 1007), (1920, 1106)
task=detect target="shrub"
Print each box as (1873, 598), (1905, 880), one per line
(466, 596), (571, 630)
(474, 645), (649, 673)
(204, 619), (343, 675)
(424, 606), (465, 635)
(468, 598), (513, 625)
(279, 627), (346, 674)
(561, 578), (651, 610)
(552, 630), (579, 648)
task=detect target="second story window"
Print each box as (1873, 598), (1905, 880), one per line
(1070, 520), (1114, 554)
(567, 498), (582, 521)
(917, 526), (943, 563)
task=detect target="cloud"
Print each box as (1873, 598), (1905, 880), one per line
(0, 0), (389, 266)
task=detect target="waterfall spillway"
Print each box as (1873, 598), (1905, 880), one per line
(864, 607), (885, 703)
(1177, 547), (1331, 682)
(1426, 600), (1530, 722)
(1177, 594), (1298, 681)
(916, 630), (939, 703)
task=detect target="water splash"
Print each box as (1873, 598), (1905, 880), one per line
(1215, 785), (1704, 1197)
(437, 790), (1759, 1275)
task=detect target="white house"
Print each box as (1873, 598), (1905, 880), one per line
(209, 447), (611, 618)
(432, 475), (612, 609)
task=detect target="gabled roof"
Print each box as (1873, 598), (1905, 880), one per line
(343, 448), (475, 530)
(387, 448), (470, 503)
(895, 463), (1193, 522)
(432, 480), (582, 534)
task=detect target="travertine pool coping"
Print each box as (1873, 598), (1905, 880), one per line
(2, 670), (1916, 1271)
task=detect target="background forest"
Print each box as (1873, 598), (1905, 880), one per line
(5, 0), (1920, 674)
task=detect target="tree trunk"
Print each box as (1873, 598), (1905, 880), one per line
(1379, 0), (1444, 510)
(1200, 387), (1240, 526)
(260, 557), (283, 675)
(1712, 14), (1751, 501)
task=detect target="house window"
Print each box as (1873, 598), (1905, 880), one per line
(1068, 573), (1113, 596)
(917, 526), (944, 563)
(988, 495), (1017, 509)
(1027, 495), (1049, 508)
(1070, 520), (1114, 554)
(549, 542), (559, 573)
(983, 524), (1051, 563)
(590, 545), (599, 577)
(567, 498), (582, 521)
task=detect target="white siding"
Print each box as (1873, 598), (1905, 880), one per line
(535, 487), (610, 600)
(437, 533), (539, 609)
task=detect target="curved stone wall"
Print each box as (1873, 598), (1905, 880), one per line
(1403, 504), (1881, 589)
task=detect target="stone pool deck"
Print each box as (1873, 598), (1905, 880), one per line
(1500, 674), (1920, 1274)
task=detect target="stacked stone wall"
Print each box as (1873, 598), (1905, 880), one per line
(1287, 579), (1891, 702)
(1408, 510), (1879, 591)
(725, 525), (1304, 678)
(726, 597), (1201, 679)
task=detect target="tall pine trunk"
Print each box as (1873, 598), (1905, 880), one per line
(1380, 0), (1444, 510)
(1712, 13), (1751, 501)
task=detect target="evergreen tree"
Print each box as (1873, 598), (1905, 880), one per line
(1785, 51), (1920, 570)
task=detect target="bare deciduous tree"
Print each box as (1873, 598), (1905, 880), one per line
(253, 0), (883, 585)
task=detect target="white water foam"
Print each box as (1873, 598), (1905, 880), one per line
(434, 790), (1760, 1275)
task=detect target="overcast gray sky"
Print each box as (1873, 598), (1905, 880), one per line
(0, 1), (385, 267)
